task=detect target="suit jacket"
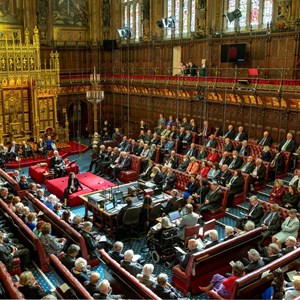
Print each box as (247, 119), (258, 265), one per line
(236, 144), (250, 157)
(162, 173), (176, 190)
(279, 139), (296, 153)
(206, 139), (217, 148)
(177, 159), (190, 172)
(67, 177), (82, 192)
(180, 248), (199, 271)
(125, 143), (138, 154)
(153, 172), (164, 186)
(118, 140), (128, 151)
(18, 285), (47, 299)
(240, 162), (255, 174)
(246, 203), (264, 226)
(120, 156), (132, 170)
(213, 128), (223, 137)
(224, 142), (234, 152)
(257, 136), (273, 147)
(60, 253), (76, 270)
(260, 211), (282, 234)
(263, 254), (282, 264)
(253, 164), (267, 184)
(227, 175), (244, 195)
(204, 188), (223, 211)
(228, 156), (243, 170)
(0, 243), (13, 271)
(185, 147), (198, 157)
(81, 230), (100, 259)
(281, 246), (297, 255)
(218, 156), (231, 166)
(150, 137), (160, 145)
(244, 260), (264, 274)
(19, 181), (30, 190)
(164, 156), (178, 169)
(234, 131), (248, 141)
(108, 250), (124, 264)
(224, 130), (235, 139)
(204, 240), (219, 249)
(146, 149), (157, 161)
(178, 212), (199, 240)
(280, 217), (300, 238)
(216, 170), (232, 186)
(120, 260), (143, 277)
(50, 156), (64, 169)
(151, 284), (177, 299)
(8, 144), (19, 155)
(270, 152), (285, 172)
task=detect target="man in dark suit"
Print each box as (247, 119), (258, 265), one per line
(111, 152), (132, 181)
(216, 164), (232, 186)
(60, 244), (80, 270)
(228, 151), (243, 170)
(0, 231), (31, 271)
(281, 236), (297, 255)
(84, 272), (100, 296)
(118, 136), (128, 151)
(240, 156), (255, 174)
(163, 151), (178, 169)
(242, 249), (265, 274)
(179, 239), (200, 271)
(182, 129), (193, 147)
(21, 141), (35, 160)
(224, 138), (234, 152)
(206, 134), (217, 148)
(108, 241), (124, 264)
(177, 155), (191, 172)
(197, 182), (222, 214)
(152, 167), (164, 187)
(150, 133), (161, 145)
(234, 126), (248, 142)
(81, 221), (111, 259)
(226, 169), (244, 207)
(268, 148), (285, 181)
(236, 140), (251, 156)
(50, 150), (66, 178)
(249, 158), (266, 191)
(198, 120), (213, 144)
(185, 143), (198, 157)
(257, 131), (273, 147)
(262, 243), (282, 264)
(124, 139), (138, 154)
(259, 203), (282, 245)
(218, 151), (231, 167)
(222, 226), (236, 241)
(213, 126), (223, 137)
(164, 189), (181, 213)
(152, 273), (178, 299)
(139, 160), (154, 181)
(278, 132), (296, 153)
(96, 147), (119, 176)
(6, 141), (19, 162)
(223, 124), (235, 140)
(236, 196), (264, 230)
(204, 229), (219, 249)
(120, 249), (143, 277)
(162, 168), (176, 192)
(117, 197), (134, 227)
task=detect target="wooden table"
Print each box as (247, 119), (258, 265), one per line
(43, 172), (55, 183)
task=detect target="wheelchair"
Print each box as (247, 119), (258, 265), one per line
(148, 227), (179, 268)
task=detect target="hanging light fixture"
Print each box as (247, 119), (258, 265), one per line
(86, 66), (104, 133)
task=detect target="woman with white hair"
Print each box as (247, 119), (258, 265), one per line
(137, 263), (156, 288)
(71, 257), (90, 284)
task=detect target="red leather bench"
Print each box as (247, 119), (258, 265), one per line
(0, 261), (25, 299)
(49, 254), (92, 299)
(232, 173), (250, 207)
(253, 161), (270, 194)
(26, 192), (99, 267)
(206, 247), (300, 299)
(172, 227), (263, 295)
(100, 249), (162, 299)
(28, 155), (79, 184)
(117, 154), (142, 183)
(0, 168), (26, 199)
(0, 199), (49, 273)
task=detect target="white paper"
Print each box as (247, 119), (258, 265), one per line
(60, 283), (70, 293)
(261, 270), (270, 279)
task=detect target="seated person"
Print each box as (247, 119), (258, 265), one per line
(84, 272), (100, 296)
(262, 243), (282, 264)
(177, 155), (191, 172)
(221, 225), (236, 241)
(240, 156), (255, 174)
(19, 174), (30, 190)
(269, 179), (286, 205)
(40, 223), (67, 255)
(120, 249), (143, 277)
(63, 172), (83, 207)
(25, 212), (37, 231)
(282, 185), (299, 210)
(162, 168), (176, 192)
(196, 181), (222, 214)
(178, 239), (200, 271)
(289, 169), (300, 189)
(136, 263), (156, 288)
(199, 261), (245, 299)
(182, 175), (198, 201)
(191, 177), (210, 204)
(150, 166), (164, 187)
(36, 138), (47, 158)
(21, 141), (35, 160)
(206, 148), (219, 164)
(108, 241), (124, 264)
(272, 209), (300, 248)
(226, 169), (244, 207)
(241, 248), (265, 274)
(116, 197), (134, 238)
(45, 135), (54, 150)
(282, 236), (297, 254)
(60, 244), (80, 270)
(71, 257), (90, 285)
(228, 151), (243, 170)
(50, 150), (67, 178)
(268, 148), (285, 181)
(18, 271), (48, 299)
(216, 164), (232, 187)
(139, 160), (154, 181)
(186, 156), (200, 175)
(236, 221), (257, 236)
(249, 159), (266, 192)
(258, 203), (282, 246)
(81, 221), (111, 259)
(6, 141), (19, 162)
(260, 145), (272, 162)
(284, 275), (300, 300)
(236, 140), (250, 156)
(110, 151), (132, 182)
(176, 204), (199, 240)
(93, 279), (122, 299)
(0, 231), (31, 272)
(71, 215), (83, 232)
(235, 196), (264, 230)
(44, 194), (58, 211)
(164, 189), (181, 214)
(207, 162), (221, 181)
(205, 230), (219, 249)
(152, 273), (178, 299)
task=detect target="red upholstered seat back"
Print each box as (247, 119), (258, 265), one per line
(174, 170), (191, 191)
(130, 154), (141, 172)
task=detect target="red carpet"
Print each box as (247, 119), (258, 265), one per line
(45, 172), (115, 207)
(6, 141), (88, 169)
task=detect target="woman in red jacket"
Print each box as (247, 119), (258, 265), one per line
(199, 161), (210, 178)
(269, 179), (286, 205)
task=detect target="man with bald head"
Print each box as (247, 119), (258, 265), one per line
(84, 272), (100, 296)
(257, 131), (273, 147)
(179, 239), (200, 271)
(249, 158), (266, 192)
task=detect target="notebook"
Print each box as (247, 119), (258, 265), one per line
(104, 201), (115, 211)
(168, 210), (181, 222)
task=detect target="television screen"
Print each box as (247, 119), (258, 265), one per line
(221, 43), (247, 63)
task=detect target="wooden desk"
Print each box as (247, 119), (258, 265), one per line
(43, 171), (55, 183)
(79, 181), (171, 235)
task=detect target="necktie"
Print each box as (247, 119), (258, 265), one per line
(203, 127), (207, 136)
(229, 176), (236, 185)
(239, 147), (245, 155)
(282, 139), (290, 151)
(235, 132), (241, 141)
(264, 212), (273, 226)
(229, 158), (236, 168)
(248, 204), (257, 216)
(260, 138), (266, 145)
(187, 149), (192, 156)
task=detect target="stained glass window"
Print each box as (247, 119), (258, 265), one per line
(122, 0), (143, 42)
(165, 0), (196, 38)
(225, 0), (273, 31)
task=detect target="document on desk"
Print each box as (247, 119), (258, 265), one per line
(174, 246), (186, 255)
(132, 254), (141, 262)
